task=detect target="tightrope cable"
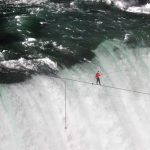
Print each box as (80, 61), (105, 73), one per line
(101, 84), (150, 96)
(50, 75), (150, 130)
(64, 81), (67, 130)
(51, 75), (150, 96)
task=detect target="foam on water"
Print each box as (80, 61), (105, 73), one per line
(5, 0), (47, 4)
(127, 3), (150, 14)
(0, 57), (57, 71)
(4, 0), (150, 15)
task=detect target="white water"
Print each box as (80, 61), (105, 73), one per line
(5, 0), (47, 4)
(4, 0), (150, 14)
(103, 0), (138, 9)
(94, 0), (150, 14)
(0, 39), (150, 150)
(127, 3), (150, 14)
(0, 57), (57, 71)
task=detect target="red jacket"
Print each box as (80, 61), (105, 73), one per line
(95, 72), (102, 78)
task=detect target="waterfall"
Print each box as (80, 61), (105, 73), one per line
(0, 39), (150, 150)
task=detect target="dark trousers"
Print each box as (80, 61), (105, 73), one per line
(96, 78), (101, 85)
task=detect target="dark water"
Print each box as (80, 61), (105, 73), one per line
(0, 1), (150, 82)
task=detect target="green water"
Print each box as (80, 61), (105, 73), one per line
(0, 1), (150, 67)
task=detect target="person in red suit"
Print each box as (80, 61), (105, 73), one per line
(95, 71), (102, 85)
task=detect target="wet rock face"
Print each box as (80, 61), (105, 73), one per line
(0, 67), (32, 83)
(0, 65), (56, 84)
